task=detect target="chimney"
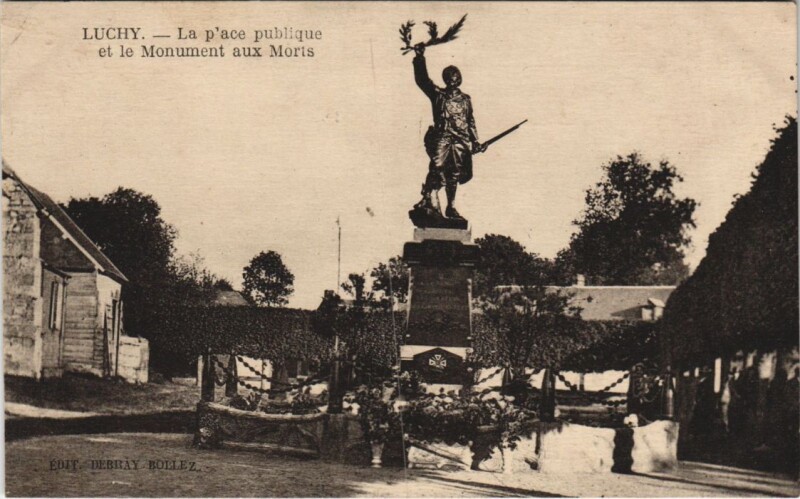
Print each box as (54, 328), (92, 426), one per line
(575, 274), (586, 287)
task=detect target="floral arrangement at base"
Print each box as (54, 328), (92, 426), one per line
(194, 411), (223, 449)
(225, 393), (261, 411)
(220, 387), (328, 415)
(346, 383), (400, 445)
(289, 388), (327, 415)
(341, 371), (539, 468)
(404, 390), (536, 449)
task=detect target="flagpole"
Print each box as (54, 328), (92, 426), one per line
(330, 216), (343, 414)
(337, 217), (342, 292)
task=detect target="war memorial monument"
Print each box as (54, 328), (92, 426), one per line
(399, 16), (525, 389)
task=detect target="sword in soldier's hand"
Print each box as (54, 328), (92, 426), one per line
(474, 119), (528, 154)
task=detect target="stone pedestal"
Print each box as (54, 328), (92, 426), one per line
(400, 228), (478, 387)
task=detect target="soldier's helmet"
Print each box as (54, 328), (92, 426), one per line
(442, 66), (462, 88)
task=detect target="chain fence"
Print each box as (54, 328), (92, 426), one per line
(209, 355), (328, 396)
(211, 354), (664, 413)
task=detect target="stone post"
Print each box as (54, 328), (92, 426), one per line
(200, 352), (215, 402)
(328, 350), (344, 414)
(540, 369), (556, 422)
(225, 353), (238, 397)
(662, 366), (675, 420)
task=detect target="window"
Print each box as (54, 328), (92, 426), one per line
(48, 281), (62, 330)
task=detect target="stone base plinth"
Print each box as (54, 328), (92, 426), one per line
(401, 227), (478, 386)
(413, 227), (471, 242)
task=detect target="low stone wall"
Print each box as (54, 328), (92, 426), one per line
(536, 422), (616, 473)
(196, 402), (678, 473)
(630, 420), (679, 473)
(196, 403), (370, 463)
(407, 440), (473, 470)
(534, 420), (679, 474)
(429, 420), (679, 474)
(196, 402), (327, 457)
(118, 336), (149, 384)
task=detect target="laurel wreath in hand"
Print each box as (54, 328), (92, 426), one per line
(399, 14), (467, 55)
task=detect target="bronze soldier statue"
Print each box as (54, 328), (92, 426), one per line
(411, 44), (485, 226)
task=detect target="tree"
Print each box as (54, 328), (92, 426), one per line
(242, 251), (295, 307)
(213, 278), (234, 291)
(338, 272), (395, 371)
(560, 153), (696, 285)
(473, 234), (555, 297)
(370, 256), (409, 305)
(169, 252), (224, 304)
(63, 188), (177, 287)
(476, 286), (581, 376)
(474, 286), (582, 411)
(340, 272), (374, 305)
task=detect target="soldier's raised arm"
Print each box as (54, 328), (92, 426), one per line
(412, 45), (436, 99)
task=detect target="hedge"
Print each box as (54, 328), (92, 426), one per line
(662, 117), (798, 365)
(151, 305), (656, 374)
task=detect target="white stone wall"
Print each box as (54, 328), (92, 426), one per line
(118, 336), (149, 384)
(3, 177), (43, 378)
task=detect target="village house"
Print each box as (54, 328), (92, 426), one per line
(3, 163), (148, 382)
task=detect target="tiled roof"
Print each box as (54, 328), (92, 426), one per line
(212, 290), (249, 307)
(3, 162), (127, 283)
(547, 285), (675, 321)
(496, 284), (675, 321)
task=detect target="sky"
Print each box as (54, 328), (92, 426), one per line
(1, 2), (796, 309)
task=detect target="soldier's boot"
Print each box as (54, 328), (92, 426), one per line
(444, 184), (464, 219)
(413, 184), (429, 209)
(415, 184), (444, 217)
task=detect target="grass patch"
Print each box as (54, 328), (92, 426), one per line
(5, 374), (199, 415)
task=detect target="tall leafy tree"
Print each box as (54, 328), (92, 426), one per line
(63, 188), (177, 285)
(476, 286), (581, 375)
(370, 256), (410, 305)
(340, 272), (373, 305)
(560, 153), (697, 285)
(242, 250), (295, 307)
(473, 234), (555, 297)
(169, 252), (225, 304)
